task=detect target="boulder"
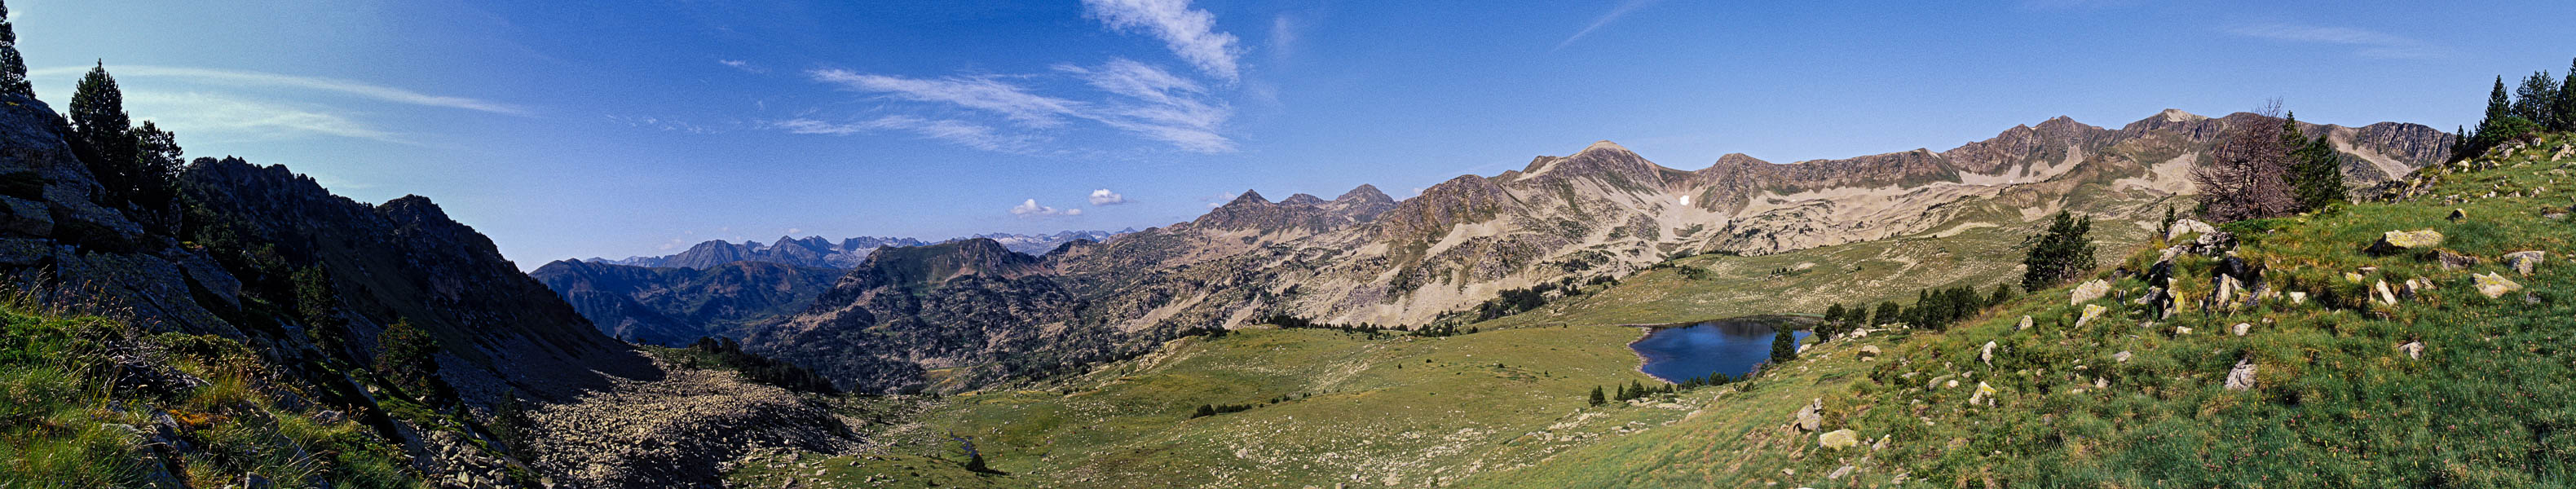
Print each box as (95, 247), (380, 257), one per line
(2475, 272), (2524, 298)
(1967, 381), (1997, 407)
(1819, 429), (1859, 449)
(2447, 209), (2468, 222)
(2073, 304), (2108, 328)
(2017, 315), (2033, 330)
(2289, 291), (2308, 304)
(2434, 249), (2481, 271)
(2397, 341), (2424, 360)
(2070, 280), (2111, 306)
(1858, 345), (1881, 358)
(1979, 341), (1997, 367)
(1792, 399), (1822, 431)
(2225, 359), (2257, 391)
(2373, 280), (2399, 305)
(2368, 229), (2444, 255)
(2112, 350), (2133, 363)
(2231, 323), (2251, 337)
(2166, 218), (2219, 241)
(2504, 251), (2546, 276)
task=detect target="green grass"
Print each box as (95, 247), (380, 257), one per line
(0, 302), (423, 488)
(1481, 133), (2576, 487)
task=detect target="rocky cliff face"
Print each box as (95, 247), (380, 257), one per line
(743, 238), (1100, 393)
(532, 259), (842, 346)
(181, 161), (655, 403)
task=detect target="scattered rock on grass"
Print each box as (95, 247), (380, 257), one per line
(1820, 430), (1859, 449)
(2504, 251), (2546, 276)
(2398, 341), (2425, 360)
(2074, 304), (2108, 328)
(2475, 272), (2524, 298)
(2232, 323), (2251, 337)
(2225, 359), (2257, 391)
(2368, 229), (2445, 255)
(2070, 280), (2111, 306)
(2435, 249), (2481, 271)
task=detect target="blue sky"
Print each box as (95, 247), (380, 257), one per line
(11, 0), (2574, 266)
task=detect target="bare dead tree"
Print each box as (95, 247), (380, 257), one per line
(2192, 99), (2297, 222)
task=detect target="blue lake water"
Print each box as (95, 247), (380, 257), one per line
(1629, 319), (1809, 383)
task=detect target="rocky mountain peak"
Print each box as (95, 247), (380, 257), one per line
(1281, 193), (1327, 206)
(1337, 183), (1392, 203)
(1227, 190), (1269, 206)
(847, 238), (1047, 291)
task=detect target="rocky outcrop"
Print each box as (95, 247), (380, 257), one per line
(523, 367), (856, 488)
(746, 239), (1098, 393)
(532, 259), (842, 346)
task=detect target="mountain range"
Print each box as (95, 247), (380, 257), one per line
(588, 230), (1124, 269)
(544, 108), (2451, 393)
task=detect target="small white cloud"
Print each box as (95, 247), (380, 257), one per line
(1081, 0), (1243, 81)
(717, 59), (765, 73)
(1089, 188), (1130, 205)
(786, 227), (803, 235)
(1011, 199), (1078, 217)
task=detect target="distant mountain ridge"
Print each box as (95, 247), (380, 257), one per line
(587, 230), (1126, 269)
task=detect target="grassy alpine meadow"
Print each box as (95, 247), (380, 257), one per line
(1482, 134), (2576, 487)
(783, 323), (1785, 488)
(0, 300), (420, 488)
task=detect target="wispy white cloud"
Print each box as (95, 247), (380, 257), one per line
(1555, 0), (1659, 51)
(607, 115), (726, 134)
(1056, 59), (1234, 152)
(31, 65), (532, 116)
(774, 116), (1038, 153)
(123, 90), (407, 144)
(798, 59), (1235, 153)
(1081, 0), (1242, 81)
(1010, 199), (1081, 217)
(2223, 24), (2441, 59)
(1089, 188), (1129, 205)
(809, 69), (1082, 128)
(717, 59), (764, 73)
(2017, 0), (2142, 10)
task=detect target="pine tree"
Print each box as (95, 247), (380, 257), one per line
(0, 1), (29, 98)
(293, 265), (348, 355)
(2514, 71), (2560, 126)
(2558, 58), (2576, 132)
(1823, 303), (1846, 334)
(130, 121), (183, 210)
(374, 319), (443, 399)
(1874, 302), (1899, 326)
(2022, 211), (2098, 292)
(70, 62), (139, 206)
(2280, 112), (2346, 212)
(1769, 325), (1797, 365)
(1588, 385), (1606, 406)
(1988, 284), (2013, 307)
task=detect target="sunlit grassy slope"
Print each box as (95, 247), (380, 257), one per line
(0, 302), (418, 487)
(1478, 134), (2576, 487)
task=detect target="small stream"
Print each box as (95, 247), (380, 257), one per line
(1629, 318), (1808, 383)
